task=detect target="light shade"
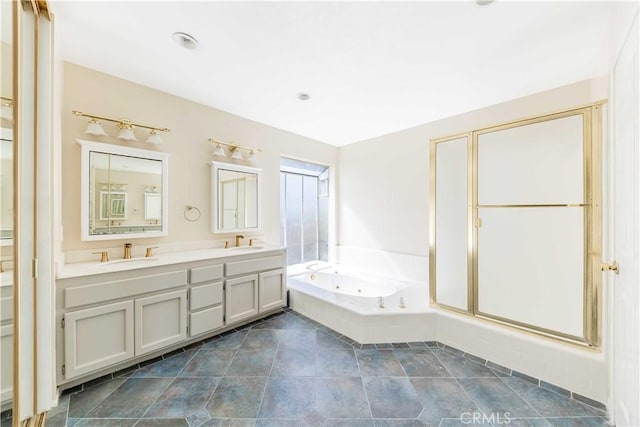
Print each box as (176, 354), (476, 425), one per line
(117, 123), (137, 141)
(84, 119), (108, 136)
(212, 143), (227, 157)
(247, 150), (257, 162)
(146, 130), (163, 145)
(231, 148), (243, 160)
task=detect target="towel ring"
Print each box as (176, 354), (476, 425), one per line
(184, 205), (201, 222)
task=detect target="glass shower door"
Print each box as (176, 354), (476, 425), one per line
(474, 112), (591, 341)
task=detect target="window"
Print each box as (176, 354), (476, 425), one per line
(280, 158), (329, 266)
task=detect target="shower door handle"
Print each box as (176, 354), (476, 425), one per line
(601, 261), (619, 274)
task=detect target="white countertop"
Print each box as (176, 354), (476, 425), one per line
(58, 244), (286, 279)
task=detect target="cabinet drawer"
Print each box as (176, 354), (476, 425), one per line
(189, 306), (224, 337)
(190, 282), (223, 311)
(191, 264), (223, 284)
(225, 255), (284, 277)
(65, 270), (187, 309)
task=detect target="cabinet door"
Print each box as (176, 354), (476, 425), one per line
(135, 289), (187, 356)
(259, 269), (286, 313)
(1, 324), (13, 403)
(225, 274), (259, 325)
(64, 300), (134, 380)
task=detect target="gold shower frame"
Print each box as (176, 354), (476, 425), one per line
(429, 101), (605, 348)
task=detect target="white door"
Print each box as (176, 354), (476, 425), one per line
(611, 12), (640, 427)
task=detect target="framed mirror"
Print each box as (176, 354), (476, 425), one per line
(211, 161), (261, 234)
(78, 139), (169, 241)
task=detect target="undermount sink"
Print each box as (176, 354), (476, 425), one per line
(231, 246), (265, 251)
(100, 257), (160, 266)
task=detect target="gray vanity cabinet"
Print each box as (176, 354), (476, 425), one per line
(189, 264), (224, 337)
(64, 300), (135, 380)
(135, 289), (187, 355)
(224, 254), (285, 325)
(225, 274), (259, 324)
(259, 269), (286, 312)
(57, 248), (286, 388)
(60, 269), (188, 381)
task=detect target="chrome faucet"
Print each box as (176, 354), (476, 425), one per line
(235, 235), (245, 247)
(124, 243), (132, 259)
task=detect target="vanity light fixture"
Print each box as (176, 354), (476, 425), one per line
(212, 142), (227, 157)
(72, 110), (170, 145)
(84, 118), (108, 136)
(230, 148), (244, 160)
(146, 129), (163, 145)
(208, 138), (261, 163)
(117, 120), (137, 141)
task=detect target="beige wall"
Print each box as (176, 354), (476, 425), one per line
(338, 77), (608, 257)
(61, 62), (337, 252)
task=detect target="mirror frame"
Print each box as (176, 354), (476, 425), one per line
(78, 139), (169, 241)
(210, 161), (261, 234)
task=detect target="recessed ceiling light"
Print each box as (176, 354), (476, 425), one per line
(297, 93), (310, 101)
(476, 0), (494, 5)
(172, 32), (199, 50)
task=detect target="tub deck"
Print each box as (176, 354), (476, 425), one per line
(288, 275), (436, 344)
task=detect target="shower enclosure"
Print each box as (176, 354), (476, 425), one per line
(430, 102), (604, 347)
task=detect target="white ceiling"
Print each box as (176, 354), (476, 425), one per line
(52, 1), (614, 147)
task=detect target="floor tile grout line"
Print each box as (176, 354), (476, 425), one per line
(503, 375), (608, 418)
(251, 322), (294, 420)
(137, 376), (180, 420)
(432, 349), (485, 421)
(354, 349), (375, 421)
(75, 375), (129, 420)
(496, 375), (546, 419)
(170, 346), (201, 378)
(436, 344), (607, 414)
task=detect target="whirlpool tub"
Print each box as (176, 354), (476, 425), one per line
(287, 263), (435, 343)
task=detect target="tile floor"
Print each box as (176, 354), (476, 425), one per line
(36, 310), (609, 426)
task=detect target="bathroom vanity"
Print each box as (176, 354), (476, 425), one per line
(55, 246), (286, 388)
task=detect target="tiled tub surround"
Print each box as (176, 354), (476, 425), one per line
(45, 310), (608, 427)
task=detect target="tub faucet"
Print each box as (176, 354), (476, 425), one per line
(124, 243), (132, 259)
(235, 235), (245, 247)
(306, 262), (321, 272)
